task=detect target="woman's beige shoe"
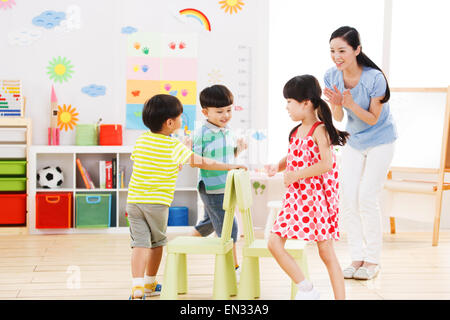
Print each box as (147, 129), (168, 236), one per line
(353, 265), (380, 280)
(343, 265), (358, 279)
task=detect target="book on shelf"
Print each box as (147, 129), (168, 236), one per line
(105, 160), (112, 189)
(119, 166), (125, 188)
(112, 158), (117, 189)
(84, 168), (95, 189)
(99, 160), (106, 189)
(76, 158), (95, 189)
(98, 158), (121, 190)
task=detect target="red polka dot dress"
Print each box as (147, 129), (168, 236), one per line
(271, 121), (340, 242)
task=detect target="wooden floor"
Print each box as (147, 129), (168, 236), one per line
(1, 230), (450, 300)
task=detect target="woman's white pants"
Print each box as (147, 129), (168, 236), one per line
(340, 142), (395, 264)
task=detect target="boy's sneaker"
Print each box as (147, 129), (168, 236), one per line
(129, 285), (146, 300)
(144, 281), (162, 296)
(295, 288), (320, 300)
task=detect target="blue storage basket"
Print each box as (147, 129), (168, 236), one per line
(168, 206), (188, 226)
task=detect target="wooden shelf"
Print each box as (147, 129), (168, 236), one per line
(0, 118), (31, 233)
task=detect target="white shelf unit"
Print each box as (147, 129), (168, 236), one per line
(28, 145), (199, 234)
(0, 118), (32, 232)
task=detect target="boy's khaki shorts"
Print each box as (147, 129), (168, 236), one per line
(126, 203), (169, 248)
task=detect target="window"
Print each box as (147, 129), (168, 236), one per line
(389, 0), (450, 87)
(268, 0), (384, 162)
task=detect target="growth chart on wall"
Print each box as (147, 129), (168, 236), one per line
(125, 32), (198, 132)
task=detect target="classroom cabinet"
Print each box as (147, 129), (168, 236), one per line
(28, 145), (199, 234)
(0, 118), (31, 228)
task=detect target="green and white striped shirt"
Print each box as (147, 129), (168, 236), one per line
(192, 121), (236, 194)
(127, 131), (193, 206)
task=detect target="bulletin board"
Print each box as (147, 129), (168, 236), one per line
(0, 0), (269, 163)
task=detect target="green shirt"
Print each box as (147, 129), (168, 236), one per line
(192, 121), (236, 194)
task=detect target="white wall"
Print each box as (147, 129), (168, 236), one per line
(0, 0), (269, 160)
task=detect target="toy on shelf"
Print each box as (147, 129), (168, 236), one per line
(0, 80), (24, 117)
(48, 85), (60, 145)
(99, 124), (123, 146)
(37, 166), (64, 189)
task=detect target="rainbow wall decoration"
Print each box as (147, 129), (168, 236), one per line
(179, 8), (211, 32)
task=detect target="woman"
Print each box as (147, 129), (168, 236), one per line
(323, 26), (397, 280)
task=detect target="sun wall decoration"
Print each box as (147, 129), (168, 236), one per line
(0, 0), (16, 10)
(47, 56), (75, 83)
(57, 104), (79, 131)
(219, 0), (244, 14)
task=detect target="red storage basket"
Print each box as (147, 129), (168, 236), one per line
(36, 192), (72, 229)
(0, 193), (26, 225)
(99, 124), (122, 146)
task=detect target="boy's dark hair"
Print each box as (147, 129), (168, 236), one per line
(199, 84), (234, 108)
(283, 74), (349, 146)
(142, 94), (183, 132)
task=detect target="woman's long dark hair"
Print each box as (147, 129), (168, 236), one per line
(330, 26), (390, 104)
(284, 75), (349, 146)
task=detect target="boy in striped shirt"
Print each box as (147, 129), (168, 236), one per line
(190, 85), (248, 279)
(126, 94), (246, 299)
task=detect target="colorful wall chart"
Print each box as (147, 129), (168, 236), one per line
(0, 80), (23, 117)
(126, 32), (198, 132)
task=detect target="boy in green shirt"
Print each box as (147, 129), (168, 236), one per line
(190, 85), (247, 278)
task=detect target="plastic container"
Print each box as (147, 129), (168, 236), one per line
(0, 145), (26, 158)
(36, 192), (72, 229)
(0, 193), (26, 225)
(0, 160), (27, 176)
(75, 193), (111, 228)
(168, 206), (189, 226)
(99, 124), (122, 146)
(0, 177), (27, 191)
(75, 124), (98, 146)
(0, 128), (27, 143)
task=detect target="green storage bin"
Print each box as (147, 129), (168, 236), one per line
(0, 177), (27, 191)
(75, 124), (98, 146)
(75, 193), (111, 228)
(0, 160), (27, 176)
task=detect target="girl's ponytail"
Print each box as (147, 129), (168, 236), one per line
(316, 98), (349, 146)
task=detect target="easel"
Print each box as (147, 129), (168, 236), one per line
(383, 86), (450, 246)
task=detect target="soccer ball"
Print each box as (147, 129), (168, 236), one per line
(37, 166), (64, 188)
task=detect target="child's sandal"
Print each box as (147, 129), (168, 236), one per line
(129, 285), (146, 300)
(144, 281), (162, 296)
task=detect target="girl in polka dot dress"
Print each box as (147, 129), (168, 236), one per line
(266, 75), (349, 300)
